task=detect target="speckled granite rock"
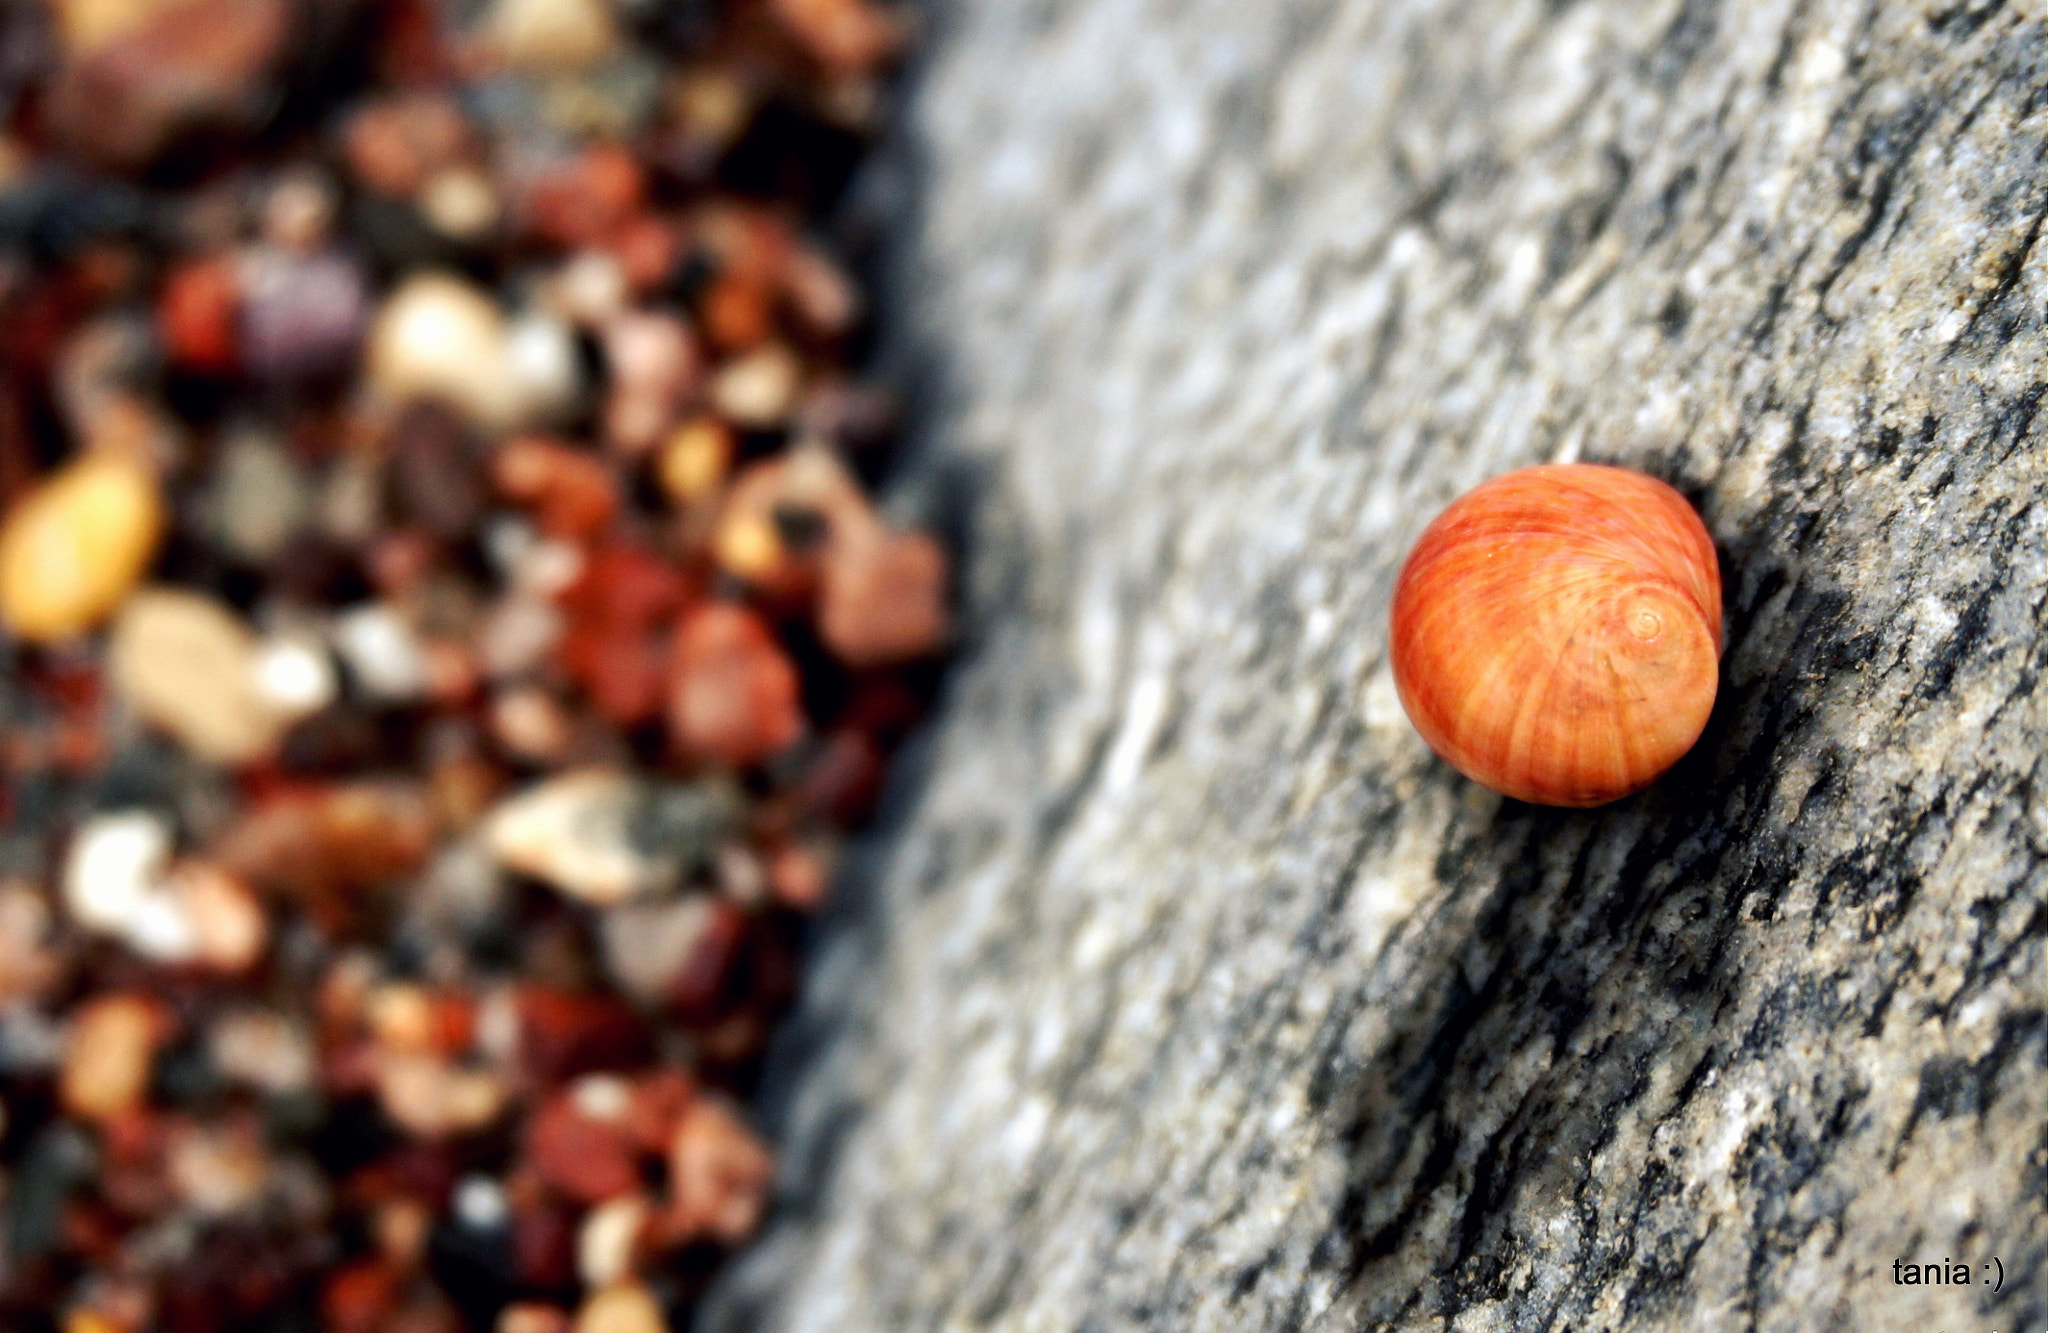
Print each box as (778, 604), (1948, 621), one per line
(704, 1), (2045, 1329)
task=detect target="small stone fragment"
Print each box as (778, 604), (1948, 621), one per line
(452, 1174), (509, 1232)
(54, 0), (188, 55)
(664, 66), (752, 164)
(319, 450), (387, 545)
(500, 1305), (572, 1333)
(387, 403), (489, 541)
(485, 0), (621, 74)
(249, 634), (339, 717)
(483, 770), (649, 902)
(155, 860), (268, 970)
(572, 1284), (664, 1333)
(44, 0), (291, 168)
(490, 686), (575, 764)
(158, 254), (241, 374)
(60, 993), (162, 1123)
(699, 270), (773, 353)
(610, 214), (681, 294)
(407, 840), (508, 929)
(0, 884), (60, 1003)
(109, 588), (292, 763)
(493, 437), (619, 539)
(208, 427), (310, 564)
(526, 1079), (641, 1204)
(666, 1096), (771, 1243)
(53, 316), (158, 438)
(710, 447), (871, 591)
(376, 1052), (506, 1137)
(550, 250), (629, 328)
(715, 843), (767, 906)
(65, 1309), (125, 1333)
(479, 595), (566, 682)
(343, 93), (473, 198)
(334, 602), (434, 702)
(576, 1193), (647, 1288)
(817, 529), (950, 666)
(63, 810), (173, 937)
(366, 273), (520, 430)
(597, 895), (716, 1006)
(323, 1259), (400, 1333)
(206, 1009), (315, 1095)
(215, 782), (435, 905)
(601, 312), (696, 455)
(782, 243), (861, 337)
(767, 839), (834, 910)
(374, 1194), (434, 1269)
(505, 310), (584, 420)
(659, 897), (749, 1019)
(708, 344), (801, 429)
(482, 770), (734, 905)
(238, 247), (370, 385)
(524, 144), (645, 249)
(368, 982), (446, 1053)
(261, 168), (338, 252)
(556, 619), (677, 727)
(668, 603), (805, 766)
(769, 0), (903, 74)
(166, 1120), (270, 1217)
(419, 167), (500, 242)
(657, 418), (732, 506)
(0, 453), (163, 643)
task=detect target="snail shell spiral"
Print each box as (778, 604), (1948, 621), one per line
(1389, 464), (1722, 808)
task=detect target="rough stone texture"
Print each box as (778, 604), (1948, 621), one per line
(703, 1), (2045, 1330)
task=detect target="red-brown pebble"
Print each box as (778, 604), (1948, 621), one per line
(525, 145), (646, 250)
(493, 437), (620, 539)
(818, 529), (950, 666)
(526, 1082), (642, 1205)
(669, 603), (805, 767)
(323, 1260), (400, 1333)
(158, 255), (241, 374)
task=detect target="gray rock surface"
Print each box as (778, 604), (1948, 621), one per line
(703, 1), (2046, 1329)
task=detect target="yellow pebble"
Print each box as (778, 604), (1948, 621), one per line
(712, 511), (782, 581)
(658, 419), (732, 505)
(64, 1310), (125, 1333)
(0, 454), (163, 642)
(573, 1283), (665, 1333)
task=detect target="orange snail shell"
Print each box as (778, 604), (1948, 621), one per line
(1388, 464), (1722, 808)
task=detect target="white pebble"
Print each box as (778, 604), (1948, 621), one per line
(209, 428), (310, 562)
(599, 895), (714, 1006)
(419, 166), (500, 241)
(63, 811), (173, 935)
(479, 595), (564, 680)
(571, 1072), (633, 1120)
(552, 250), (628, 328)
(454, 1174), (510, 1230)
(710, 344), (801, 428)
(125, 888), (200, 962)
(249, 635), (338, 716)
(506, 310), (583, 420)
(482, 770), (673, 905)
(577, 1194), (647, 1288)
(366, 273), (520, 430)
(333, 603), (432, 702)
